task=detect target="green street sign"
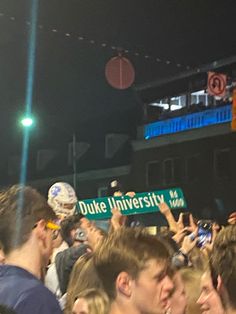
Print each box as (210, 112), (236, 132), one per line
(76, 187), (186, 220)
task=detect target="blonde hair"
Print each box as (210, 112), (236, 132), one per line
(65, 253), (104, 314)
(188, 247), (209, 270)
(179, 268), (203, 314)
(211, 225), (236, 309)
(74, 288), (110, 314)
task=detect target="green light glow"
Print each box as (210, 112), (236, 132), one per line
(21, 117), (34, 127)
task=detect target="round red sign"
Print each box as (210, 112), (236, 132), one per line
(105, 55), (135, 89)
(208, 72), (227, 97)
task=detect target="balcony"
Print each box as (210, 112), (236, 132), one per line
(144, 105), (232, 139)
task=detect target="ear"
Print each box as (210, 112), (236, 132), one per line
(33, 219), (47, 240)
(217, 275), (223, 292)
(116, 271), (132, 297)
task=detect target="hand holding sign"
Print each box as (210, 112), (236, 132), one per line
(159, 201), (178, 233)
(158, 201), (171, 215)
(125, 191), (136, 198)
(111, 207), (127, 230)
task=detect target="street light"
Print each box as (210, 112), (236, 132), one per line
(18, 114), (35, 185)
(20, 116), (34, 128)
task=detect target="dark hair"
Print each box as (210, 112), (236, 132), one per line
(107, 180), (123, 197)
(156, 230), (179, 255)
(0, 185), (56, 254)
(60, 214), (84, 246)
(211, 225), (236, 309)
(0, 305), (16, 314)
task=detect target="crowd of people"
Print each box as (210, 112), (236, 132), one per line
(0, 180), (235, 314)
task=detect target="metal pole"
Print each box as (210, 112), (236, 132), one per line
(72, 133), (77, 191)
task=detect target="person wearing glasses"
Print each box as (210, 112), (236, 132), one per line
(0, 185), (62, 314)
(45, 214), (90, 303)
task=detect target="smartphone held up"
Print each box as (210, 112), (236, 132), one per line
(197, 220), (212, 248)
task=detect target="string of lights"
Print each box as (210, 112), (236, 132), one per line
(0, 11), (191, 70)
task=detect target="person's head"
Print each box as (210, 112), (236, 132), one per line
(107, 180), (123, 197)
(65, 253), (104, 314)
(169, 271), (187, 314)
(156, 230), (179, 255)
(211, 225), (236, 311)
(179, 268), (203, 314)
(197, 271), (225, 314)
(0, 185), (58, 263)
(60, 214), (88, 247)
(81, 226), (105, 252)
(47, 182), (78, 219)
(94, 227), (173, 314)
(72, 288), (110, 314)
(188, 247), (209, 271)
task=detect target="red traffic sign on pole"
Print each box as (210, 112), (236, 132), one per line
(207, 72), (227, 97)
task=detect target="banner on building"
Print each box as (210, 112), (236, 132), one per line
(76, 187), (186, 220)
(231, 88), (236, 131)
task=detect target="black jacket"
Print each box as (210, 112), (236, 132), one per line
(55, 244), (88, 295)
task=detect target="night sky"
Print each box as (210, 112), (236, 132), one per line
(0, 0), (236, 183)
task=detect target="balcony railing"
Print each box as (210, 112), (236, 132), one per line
(144, 105), (232, 139)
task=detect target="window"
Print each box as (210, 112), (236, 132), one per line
(214, 149), (231, 179)
(163, 159), (173, 185)
(186, 155), (200, 182)
(173, 157), (183, 183)
(146, 161), (161, 187)
(163, 158), (184, 185)
(191, 90), (214, 107)
(170, 94), (186, 111)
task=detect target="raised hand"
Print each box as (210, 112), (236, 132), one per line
(111, 207), (127, 230)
